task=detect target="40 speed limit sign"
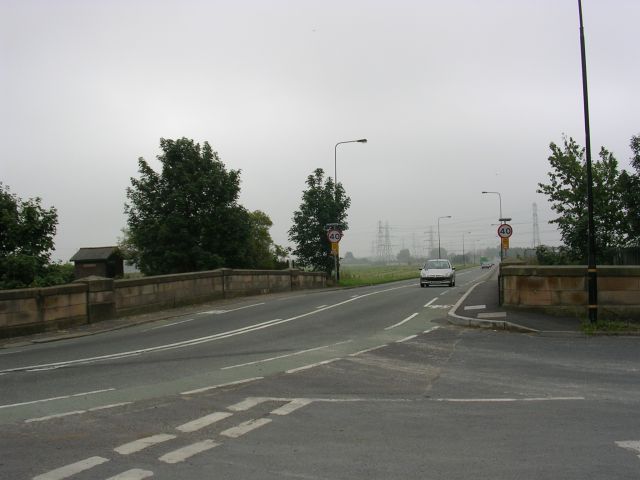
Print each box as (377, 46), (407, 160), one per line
(327, 229), (343, 243)
(497, 224), (513, 238)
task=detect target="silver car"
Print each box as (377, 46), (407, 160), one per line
(420, 259), (455, 287)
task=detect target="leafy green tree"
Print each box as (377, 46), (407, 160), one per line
(619, 134), (640, 246)
(125, 137), (265, 275)
(0, 184), (59, 288)
(397, 248), (412, 264)
(245, 210), (285, 270)
(537, 136), (626, 263)
(288, 168), (351, 274)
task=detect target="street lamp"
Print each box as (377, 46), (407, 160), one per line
(333, 138), (367, 283)
(437, 216), (451, 259)
(482, 191), (506, 261)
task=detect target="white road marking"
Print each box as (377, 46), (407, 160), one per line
(114, 434), (177, 455)
(434, 397), (585, 402)
(220, 418), (272, 438)
(181, 377), (264, 395)
(0, 388), (115, 410)
(26, 411), (85, 423)
(4, 284), (411, 374)
(385, 313), (419, 330)
(396, 335), (417, 343)
(148, 317), (196, 330)
(464, 304), (486, 310)
(315, 305), (328, 309)
(159, 439), (220, 464)
(198, 310), (228, 315)
(270, 399), (313, 416)
(104, 469), (154, 480)
(424, 298), (438, 307)
(348, 344), (387, 356)
(177, 412), (233, 433)
(33, 456), (109, 480)
(198, 302), (266, 315)
(286, 358), (340, 374)
(24, 402), (132, 423)
(615, 440), (640, 458)
(227, 397), (270, 412)
(423, 326), (440, 334)
(221, 340), (351, 370)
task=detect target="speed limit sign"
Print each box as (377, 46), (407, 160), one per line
(327, 229), (343, 243)
(497, 224), (513, 238)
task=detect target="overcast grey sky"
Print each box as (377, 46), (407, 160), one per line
(2, 0), (639, 262)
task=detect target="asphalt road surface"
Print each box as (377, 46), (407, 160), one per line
(1, 267), (639, 479)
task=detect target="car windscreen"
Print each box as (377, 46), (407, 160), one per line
(426, 261), (450, 269)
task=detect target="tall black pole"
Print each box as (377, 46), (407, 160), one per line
(578, 0), (598, 323)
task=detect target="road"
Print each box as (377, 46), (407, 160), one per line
(1, 267), (639, 479)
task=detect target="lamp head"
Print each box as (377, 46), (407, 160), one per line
(357, 139), (367, 143)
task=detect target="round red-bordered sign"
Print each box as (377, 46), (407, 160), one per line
(497, 224), (513, 238)
(327, 229), (343, 243)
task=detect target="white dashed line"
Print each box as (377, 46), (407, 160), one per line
(435, 397), (585, 402)
(181, 377), (264, 395)
(176, 412), (233, 433)
(25, 402), (132, 423)
(615, 440), (640, 459)
(159, 439), (220, 464)
(33, 456), (109, 480)
(270, 399), (313, 416)
(424, 298), (438, 307)
(396, 335), (417, 343)
(227, 397), (269, 412)
(315, 305), (328, 309)
(285, 358), (340, 374)
(221, 341), (351, 370)
(348, 345), (387, 356)
(0, 388), (115, 410)
(104, 469), (154, 480)
(385, 313), (418, 330)
(220, 418), (272, 438)
(114, 434), (177, 455)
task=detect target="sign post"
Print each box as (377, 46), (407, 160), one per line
(326, 227), (343, 284)
(497, 223), (513, 259)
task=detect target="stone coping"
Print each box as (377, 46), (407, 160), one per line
(0, 283), (86, 300)
(501, 265), (640, 277)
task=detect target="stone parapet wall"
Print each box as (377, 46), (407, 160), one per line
(0, 269), (327, 338)
(500, 265), (640, 320)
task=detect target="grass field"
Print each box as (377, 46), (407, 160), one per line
(338, 263), (476, 287)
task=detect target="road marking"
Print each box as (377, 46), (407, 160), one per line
(221, 340), (351, 370)
(0, 388), (115, 410)
(220, 418), (272, 438)
(396, 335), (417, 343)
(181, 377), (264, 395)
(148, 318), (196, 330)
(424, 298), (438, 307)
(315, 305), (328, 309)
(227, 397), (270, 412)
(286, 358), (340, 374)
(434, 397), (585, 402)
(159, 439), (220, 464)
(423, 326), (440, 334)
(33, 456), (109, 480)
(464, 305), (486, 310)
(114, 434), (177, 455)
(348, 344), (387, 356)
(615, 440), (640, 458)
(4, 284), (411, 374)
(24, 402), (132, 423)
(198, 303), (265, 315)
(105, 469), (154, 480)
(385, 313), (418, 330)
(270, 399), (313, 416)
(177, 412), (233, 433)
(89, 402), (133, 411)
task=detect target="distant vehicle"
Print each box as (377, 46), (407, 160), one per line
(420, 259), (455, 287)
(481, 261), (492, 269)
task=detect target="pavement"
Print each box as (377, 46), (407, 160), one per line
(448, 267), (583, 334)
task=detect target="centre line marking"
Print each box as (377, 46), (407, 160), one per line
(286, 358), (340, 374)
(159, 439), (220, 464)
(181, 376), (264, 396)
(396, 335), (417, 343)
(424, 298), (438, 307)
(0, 388), (115, 410)
(33, 456), (109, 480)
(148, 318), (196, 330)
(349, 344), (387, 356)
(385, 313), (418, 330)
(434, 397), (585, 402)
(221, 340), (351, 370)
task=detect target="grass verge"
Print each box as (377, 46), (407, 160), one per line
(581, 319), (640, 335)
(339, 264), (475, 287)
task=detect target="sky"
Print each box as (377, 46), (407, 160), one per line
(2, 0), (639, 263)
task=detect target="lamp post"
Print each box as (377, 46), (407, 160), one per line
(482, 191), (505, 261)
(437, 216), (451, 259)
(578, 0), (598, 323)
(333, 138), (367, 283)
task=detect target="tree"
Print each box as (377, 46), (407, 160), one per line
(245, 210), (285, 270)
(125, 137), (273, 275)
(0, 184), (59, 288)
(619, 134), (640, 246)
(397, 248), (412, 265)
(537, 136), (626, 263)
(288, 168), (351, 274)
